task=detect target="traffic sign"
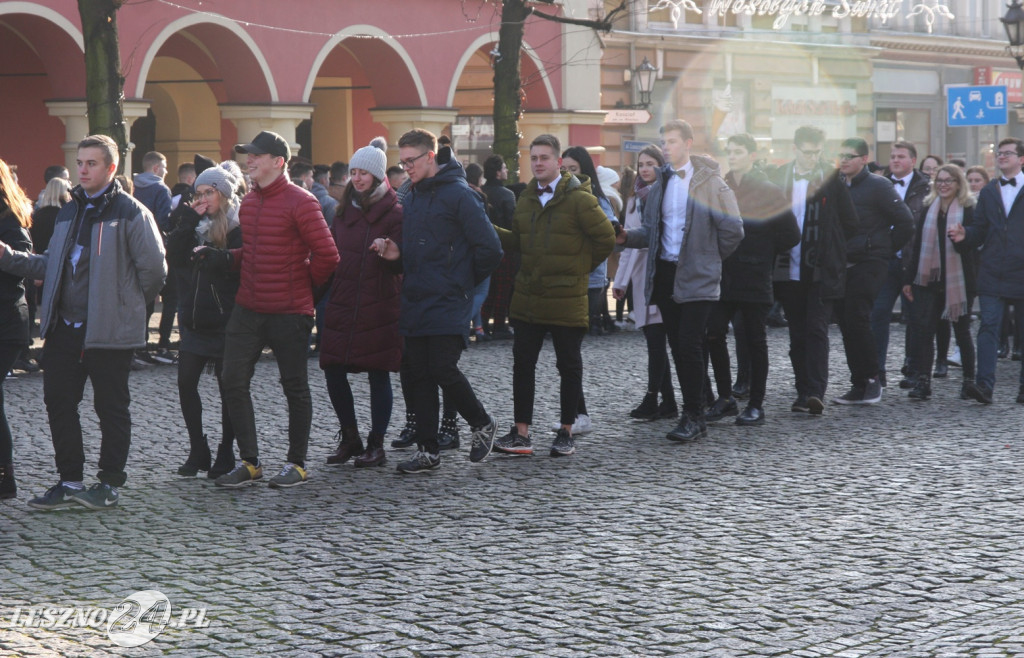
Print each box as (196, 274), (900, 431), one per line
(948, 85), (1008, 127)
(605, 109), (652, 124)
(623, 139), (653, 153)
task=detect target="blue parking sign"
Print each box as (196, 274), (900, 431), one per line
(948, 85), (1008, 127)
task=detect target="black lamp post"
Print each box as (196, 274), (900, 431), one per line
(616, 57), (658, 109)
(1002, 0), (1024, 69)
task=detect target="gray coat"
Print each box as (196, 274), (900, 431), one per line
(623, 155), (743, 304)
(0, 180), (166, 350)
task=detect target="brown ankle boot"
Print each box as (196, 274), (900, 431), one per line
(353, 431), (386, 468)
(326, 427), (363, 465)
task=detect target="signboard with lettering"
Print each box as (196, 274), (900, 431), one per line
(622, 139), (653, 153)
(973, 67), (1022, 104)
(770, 86), (857, 141)
(947, 85), (1007, 127)
(604, 109), (652, 125)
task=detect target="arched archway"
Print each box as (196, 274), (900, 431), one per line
(447, 36), (558, 163)
(130, 18), (276, 176)
(304, 26), (426, 164)
(0, 4), (84, 195)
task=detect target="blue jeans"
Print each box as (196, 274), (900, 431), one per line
(870, 257), (911, 378)
(471, 277), (490, 329)
(976, 295), (1024, 391)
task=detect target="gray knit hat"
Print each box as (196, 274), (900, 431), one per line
(348, 138), (388, 182)
(194, 164), (239, 199)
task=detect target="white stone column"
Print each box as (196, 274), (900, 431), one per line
(220, 104), (316, 162)
(369, 108), (458, 162)
(45, 100), (89, 182)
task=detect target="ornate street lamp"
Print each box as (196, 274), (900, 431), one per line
(616, 57), (658, 109)
(1002, 0), (1024, 68)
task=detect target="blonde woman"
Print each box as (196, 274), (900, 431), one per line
(0, 159), (34, 498)
(902, 164), (976, 400)
(165, 163), (242, 477)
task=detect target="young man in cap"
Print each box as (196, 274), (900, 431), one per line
(198, 130), (340, 488)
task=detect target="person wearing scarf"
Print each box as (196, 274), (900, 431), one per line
(902, 163), (976, 401)
(611, 145), (677, 421)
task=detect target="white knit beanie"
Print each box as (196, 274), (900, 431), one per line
(349, 138), (388, 182)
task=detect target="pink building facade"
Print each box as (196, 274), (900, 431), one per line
(0, 0), (607, 195)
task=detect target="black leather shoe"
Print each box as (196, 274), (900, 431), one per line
(933, 362), (949, 378)
(655, 401), (679, 420)
(666, 415), (707, 442)
(735, 406), (765, 426)
(705, 396), (738, 422)
(731, 380), (750, 400)
(898, 377), (916, 389)
(791, 395), (810, 413)
(964, 381), (993, 404)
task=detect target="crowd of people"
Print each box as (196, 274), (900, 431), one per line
(0, 117), (1020, 508)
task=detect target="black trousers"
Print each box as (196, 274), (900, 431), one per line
(42, 320), (133, 486)
(775, 280), (834, 399)
(909, 286), (976, 381)
(178, 349), (235, 448)
(0, 342), (23, 464)
(403, 334), (489, 453)
(653, 259), (715, 417)
(707, 301), (771, 408)
(835, 260), (888, 386)
(511, 321), (586, 427)
(642, 322), (675, 403)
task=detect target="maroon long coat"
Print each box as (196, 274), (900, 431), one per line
(319, 186), (403, 372)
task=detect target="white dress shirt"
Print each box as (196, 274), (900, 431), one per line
(659, 161), (694, 262)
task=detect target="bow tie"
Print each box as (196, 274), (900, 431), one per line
(794, 172), (815, 182)
(538, 185), (553, 194)
(891, 177), (905, 186)
(1001, 178), (1017, 187)
(675, 169), (687, 181)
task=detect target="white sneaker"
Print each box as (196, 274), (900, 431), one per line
(947, 347), (962, 367)
(550, 414), (593, 435)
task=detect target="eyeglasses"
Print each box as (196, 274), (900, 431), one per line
(934, 178), (956, 186)
(837, 153), (860, 162)
(997, 150), (1020, 158)
(399, 152), (430, 170)
(798, 148), (822, 157)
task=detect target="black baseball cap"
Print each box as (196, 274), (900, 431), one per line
(234, 131), (290, 159)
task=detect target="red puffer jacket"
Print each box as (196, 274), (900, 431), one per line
(230, 174), (339, 315)
(319, 185), (403, 372)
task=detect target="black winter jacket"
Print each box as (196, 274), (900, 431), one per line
(843, 168), (915, 264)
(721, 169), (800, 304)
(0, 204), (31, 344)
(771, 165), (859, 300)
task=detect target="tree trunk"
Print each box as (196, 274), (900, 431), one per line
(493, 0), (530, 183)
(79, 0), (128, 173)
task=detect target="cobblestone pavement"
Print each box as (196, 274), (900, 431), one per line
(1, 318), (1023, 657)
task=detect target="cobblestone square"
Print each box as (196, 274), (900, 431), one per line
(1, 321), (1023, 656)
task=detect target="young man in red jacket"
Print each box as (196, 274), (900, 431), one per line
(197, 131), (340, 488)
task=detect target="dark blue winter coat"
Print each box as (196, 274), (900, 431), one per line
(963, 178), (1024, 299)
(398, 157), (502, 337)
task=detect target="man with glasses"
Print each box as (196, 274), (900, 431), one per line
(951, 137), (1024, 404)
(833, 137), (914, 406)
(771, 126), (858, 415)
(873, 141), (930, 388)
(375, 129), (502, 472)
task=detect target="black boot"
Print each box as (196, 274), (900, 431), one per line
(327, 427), (364, 465)
(177, 434), (212, 476)
(391, 413), (417, 448)
(908, 377), (932, 400)
(437, 413), (460, 451)
(208, 440), (236, 479)
(354, 431), (386, 467)
(629, 393), (659, 420)
(0, 463), (15, 499)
